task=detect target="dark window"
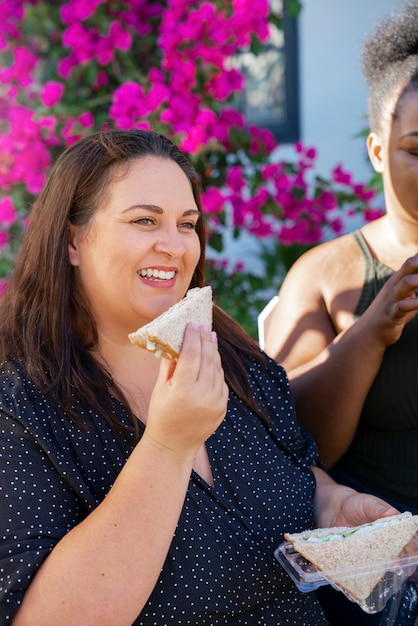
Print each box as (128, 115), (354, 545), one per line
(230, 0), (300, 143)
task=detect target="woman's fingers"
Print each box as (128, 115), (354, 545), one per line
(146, 324), (227, 455)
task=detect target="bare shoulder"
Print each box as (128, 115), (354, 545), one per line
(281, 233), (363, 295)
(264, 232), (365, 363)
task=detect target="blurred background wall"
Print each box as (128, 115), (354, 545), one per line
(298, 0), (402, 181)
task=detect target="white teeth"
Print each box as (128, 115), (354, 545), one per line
(139, 269), (175, 280)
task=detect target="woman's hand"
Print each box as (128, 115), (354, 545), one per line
(312, 467), (398, 529)
(361, 253), (418, 348)
(144, 323), (228, 458)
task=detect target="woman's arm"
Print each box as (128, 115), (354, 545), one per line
(312, 467), (398, 529)
(265, 249), (418, 467)
(12, 326), (228, 626)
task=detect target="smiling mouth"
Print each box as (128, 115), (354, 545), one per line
(138, 269), (176, 281)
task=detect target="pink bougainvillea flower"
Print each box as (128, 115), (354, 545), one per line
(62, 23), (97, 60)
(60, 0), (105, 24)
(226, 166), (245, 193)
(61, 113), (95, 144)
(201, 187), (226, 215)
(364, 207), (385, 222)
(247, 125), (276, 155)
(146, 81), (169, 110)
(295, 143), (317, 162)
(0, 47), (37, 87)
(78, 111), (94, 127)
(330, 217), (344, 235)
(261, 163), (282, 181)
(352, 183), (376, 202)
(40, 81), (64, 107)
(109, 82), (150, 129)
(332, 163), (352, 185)
(231, 0), (270, 46)
(206, 68), (243, 101)
(0, 229), (9, 250)
(209, 108), (245, 146)
(166, 60), (196, 93)
(0, 104), (56, 194)
(279, 221), (320, 246)
(317, 189), (337, 211)
(180, 125), (210, 153)
(0, 196), (17, 225)
(120, 0), (163, 36)
(57, 56), (77, 79)
(93, 70), (109, 89)
(108, 21), (132, 52)
(0, 0), (24, 43)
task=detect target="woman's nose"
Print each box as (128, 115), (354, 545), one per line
(153, 225), (186, 257)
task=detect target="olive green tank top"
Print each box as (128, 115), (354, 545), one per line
(334, 230), (418, 510)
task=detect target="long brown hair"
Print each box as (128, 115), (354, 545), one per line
(0, 129), (267, 431)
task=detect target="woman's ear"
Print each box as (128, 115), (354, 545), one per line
(67, 223), (80, 267)
(366, 132), (384, 173)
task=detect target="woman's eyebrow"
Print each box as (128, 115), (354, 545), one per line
(123, 204), (199, 216)
(123, 204), (163, 214)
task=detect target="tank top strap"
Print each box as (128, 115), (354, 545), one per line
(352, 229), (393, 318)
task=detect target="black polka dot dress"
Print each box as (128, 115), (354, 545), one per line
(0, 356), (328, 625)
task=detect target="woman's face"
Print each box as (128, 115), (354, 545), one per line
(376, 89), (418, 224)
(68, 156), (201, 342)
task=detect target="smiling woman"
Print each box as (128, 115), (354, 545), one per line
(67, 156), (202, 337)
(0, 128), (398, 626)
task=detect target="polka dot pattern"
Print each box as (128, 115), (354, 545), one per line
(0, 356), (327, 625)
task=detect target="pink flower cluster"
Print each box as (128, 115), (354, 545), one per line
(0, 0), (381, 288)
(202, 144), (379, 246)
(109, 0), (273, 154)
(0, 103), (57, 193)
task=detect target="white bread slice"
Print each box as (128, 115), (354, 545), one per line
(284, 512), (418, 604)
(128, 286), (213, 360)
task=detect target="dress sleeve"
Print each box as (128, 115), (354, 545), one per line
(0, 410), (88, 624)
(251, 354), (322, 469)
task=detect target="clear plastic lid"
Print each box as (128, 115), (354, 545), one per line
(275, 539), (418, 614)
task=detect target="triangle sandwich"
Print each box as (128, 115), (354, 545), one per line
(284, 512), (418, 605)
(128, 286), (213, 360)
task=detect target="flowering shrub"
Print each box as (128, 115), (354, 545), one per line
(0, 0), (382, 336)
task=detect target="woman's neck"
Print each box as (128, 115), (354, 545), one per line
(93, 337), (161, 421)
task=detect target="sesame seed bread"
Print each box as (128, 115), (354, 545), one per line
(284, 512), (418, 605)
(128, 286), (213, 360)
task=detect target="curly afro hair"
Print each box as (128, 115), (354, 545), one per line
(362, 1), (418, 133)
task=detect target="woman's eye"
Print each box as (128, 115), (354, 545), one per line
(403, 142), (418, 156)
(180, 221), (198, 230)
(134, 217), (154, 226)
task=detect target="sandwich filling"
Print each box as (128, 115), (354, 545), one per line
(305, 517), (405, 543)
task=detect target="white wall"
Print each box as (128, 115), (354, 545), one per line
(299, 0), (402, 182)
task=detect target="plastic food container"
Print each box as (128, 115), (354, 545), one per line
(275, 540), (418, 614)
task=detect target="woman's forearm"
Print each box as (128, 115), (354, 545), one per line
(288, 324), (386, 467)
(13, 436), (195, 626)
